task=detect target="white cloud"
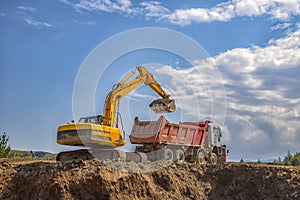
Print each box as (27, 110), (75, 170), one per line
(140, 1), (170, 20)
(73, 19), (96, 25)
(0, 12), (5, 17)
(269, 0), (300, 20)
(214, 29), (300, 158)
(24, 17), (53, 28)
(124, 93), (157, 103)
(60, 0), (300, 26)
(169, 2), (235, 25)
(270, 22), (292, 31)
(215, 28), (300, 74)
(169, 0), (300, 25)
(154, 27), (300, 160)
(234, 0), (270, 16)
(17, 6), (36, 12)
(154, 60), (226, 125)
(17, 6), (53, 29)
(61, 0), (135, 14)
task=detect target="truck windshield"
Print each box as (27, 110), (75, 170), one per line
(213, 127), (221, 142)
(213, 127), (219, 136)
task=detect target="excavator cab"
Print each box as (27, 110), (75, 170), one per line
(149, 99), (176, 114)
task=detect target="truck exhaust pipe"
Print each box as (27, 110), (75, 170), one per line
(149, 99), (176, 113)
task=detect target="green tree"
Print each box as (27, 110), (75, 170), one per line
(240, 158), (245, 163)
(0, 132), (11, 158)
(287, 150), (292, 160)
(291, 158), (299, 166)
(283, 150), (293, 166)
(291, 152), (300, 166)
(272, 157), (283, 165)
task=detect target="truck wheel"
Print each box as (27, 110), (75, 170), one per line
(175, 149), (185, 162)
(196, 151), (206, 165)
(162, 148), (173, 162)
(137, 152), (148, 163)
(112, 150), (126, 161)
(209, 153), (217, 165)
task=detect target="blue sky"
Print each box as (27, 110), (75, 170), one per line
(0, 0), (300, 161)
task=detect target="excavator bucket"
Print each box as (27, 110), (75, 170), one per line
(149, 99), (176, 113)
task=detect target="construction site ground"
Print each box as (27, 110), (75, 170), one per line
(0, 158), (299, 200)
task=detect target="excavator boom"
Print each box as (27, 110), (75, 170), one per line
(103, 66), (175, 127)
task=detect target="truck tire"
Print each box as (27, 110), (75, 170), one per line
(137, 152), (148, 163)
(209, 153), (217, 165)
(175, 149), (185, 162)
(196, 151), (206, 165)
(112, 150), (126, 161)
(162, 148), (173, 162)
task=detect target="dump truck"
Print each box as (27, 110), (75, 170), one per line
(130, 116), (227, 164)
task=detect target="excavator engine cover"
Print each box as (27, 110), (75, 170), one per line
(149, 99), (176, 113)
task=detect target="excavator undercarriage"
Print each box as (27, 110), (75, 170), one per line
(56, 149), (148, 163)
(56, 149), (124, 162)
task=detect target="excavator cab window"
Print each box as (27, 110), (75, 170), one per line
(79, 116), (103, 125)
(79, 117), (88, 123)
(89, 118), (96, 124)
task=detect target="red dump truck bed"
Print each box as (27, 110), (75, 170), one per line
(130, 116), (209, 147)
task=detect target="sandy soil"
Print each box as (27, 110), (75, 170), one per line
(0, 159), (299, 200)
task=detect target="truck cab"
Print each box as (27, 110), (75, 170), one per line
(204, 122), (227, 163)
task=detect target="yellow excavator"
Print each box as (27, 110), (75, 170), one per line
(56, 66), (175, 161)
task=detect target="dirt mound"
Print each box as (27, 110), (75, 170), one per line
(205, 163), (300, 199)
(0, 159), (299, 200)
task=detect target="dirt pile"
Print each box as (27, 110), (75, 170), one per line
(0, 159), (299, 200)
(205, 163), (300, 199)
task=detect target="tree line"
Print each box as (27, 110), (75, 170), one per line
(240, 151), (300, 166)
(272, 150), (300, 166)
(0, 132), (56, 160)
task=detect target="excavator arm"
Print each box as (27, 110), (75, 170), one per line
(137, 66), (170, 99)
(103, 66), (175, 127)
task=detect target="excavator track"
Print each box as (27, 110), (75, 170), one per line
(56, 149), (94, 162)
(56, 149), (146, 163)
